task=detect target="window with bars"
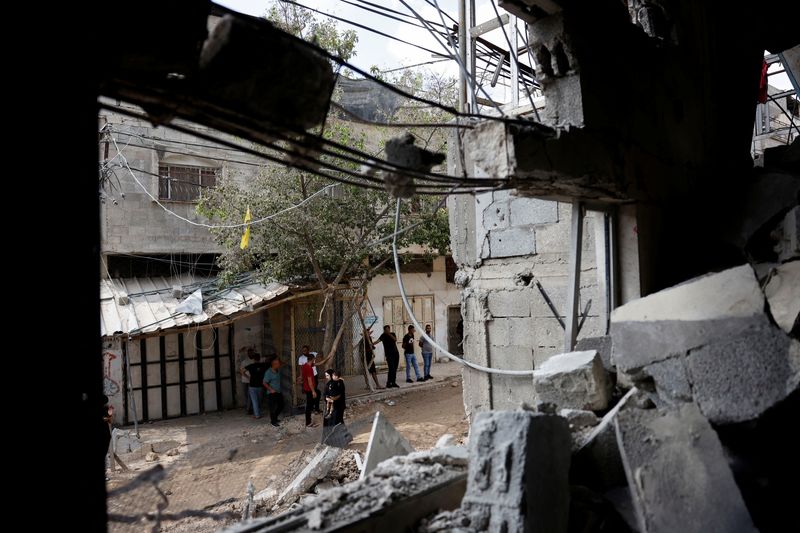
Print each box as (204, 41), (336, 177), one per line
(158, 164), (218, 202)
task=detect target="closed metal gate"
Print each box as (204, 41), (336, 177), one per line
(122, 325), (236, 423)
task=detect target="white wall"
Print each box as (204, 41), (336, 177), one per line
(103, 338), (125, 424)
(366, 258), (460, 365)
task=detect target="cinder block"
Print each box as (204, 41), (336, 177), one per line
(487, 291), (530, 318)
(463, 411), (570, 533)
(534, 350), (611, 410)
(483, 201), (510, 230)
(510, 198), (558, 226)
(488, 227), (536, 258)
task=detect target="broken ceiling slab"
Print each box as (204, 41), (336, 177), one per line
(615, 403), (757, 533)
(274, 445), (341, 507)
(764, 260), (800, 335)
(686, 324), (800, 424)
(462, 411), (571, 533)
(610, 264), (766, 372)
(534, 350), (612, 410)
(774, 206), (800, 263)
(462, 120), (630, 202)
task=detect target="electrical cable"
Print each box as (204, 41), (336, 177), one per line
(391, 197), (536, 376)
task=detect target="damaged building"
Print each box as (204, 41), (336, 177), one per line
(59, 0), (800, 530)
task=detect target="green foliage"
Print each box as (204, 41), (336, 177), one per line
(266, 1), (357, 61)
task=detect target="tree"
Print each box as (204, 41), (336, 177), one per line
(198, 2), (453, 366)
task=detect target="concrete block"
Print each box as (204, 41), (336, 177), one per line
(276, 445), (341, 505)
(575, 336), (613, 371)
(533, 219), (571, 254)
(686, 324), (800, 424)
(360, 411), (415, 480)
(463, 411), (570, 533)
(534, 350), (611, 410)
(483, 201), (510, 230)
(643, 356), (692, 407)
(488, 226), (536, 258)
(559, 409), (599, 429)
(763, 261), (799, 335)
(509, 198), (558, 226)
(531, 317), (564, 348)
(508, 317), (536, 346)
(615, 403), (757, 533)
(486, 319), (510, 347)
(487, 291), (530, 318)
(611, 265), (766, 371)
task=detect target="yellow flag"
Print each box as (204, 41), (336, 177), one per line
(240, 207), (252, 249)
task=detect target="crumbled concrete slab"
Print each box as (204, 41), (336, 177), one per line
(534, 350), (611, 410)
(275, 445), (341, 506)
(462, 411), (571, 533)
(360, 411), (415, 480)
(615, 403), (757, 533)
(686, 324), (800, 424)
(435, 434), (457, 448)
(560, 408), (600, 429)
(763, 261), (800, 335)
(575, 335), (614, 372)
(611, 264), (766, 371)
(774, 206), (799, 262)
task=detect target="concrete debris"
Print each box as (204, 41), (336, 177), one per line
(640, 356), (692, 407)
(313, 481), (338, 494)
(385, 400), (397, 406)
(611, 264), (766, 372)
(534, 350), (611, 411)
(574, 335), (614, 372)
(165, 448), (180, 457)
(435, 434), (457, 448)
(559, 409), (600, 430)
(383, 133), (445, 199)
(685, 323), (799, 424)
(320, 422), (353, 449)
(614, 403), (757, 533)
(571, 388), (638, 491)
(150, 440), (181, 454)
(360, 411), (415, 480)
(145, 452), (159, 462)
(460, 411), (571, 533)
(275, 445), (341, 506)
(763, 261), (800, 335)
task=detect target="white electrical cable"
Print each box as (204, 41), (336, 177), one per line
(108, 134), (338, 229)
(391, 198), (537, 376)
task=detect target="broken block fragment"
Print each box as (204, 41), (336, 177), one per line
(534, 350), (611, 410)
(614, 403), (757, 533)
(463, 411), (571, 533)
(763, 260), (799, 336)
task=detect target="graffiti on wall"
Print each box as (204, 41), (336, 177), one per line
(103, 351), (121, 396)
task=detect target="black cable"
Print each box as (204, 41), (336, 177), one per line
(767, 94), (800, 138)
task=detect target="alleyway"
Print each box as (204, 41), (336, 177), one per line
(106, 364), (466, 532)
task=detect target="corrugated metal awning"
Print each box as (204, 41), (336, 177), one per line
(100, 273), (289, 337)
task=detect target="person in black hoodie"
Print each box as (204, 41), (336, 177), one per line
(323, 369), (346, 426)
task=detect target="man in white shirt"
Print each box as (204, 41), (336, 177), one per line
(239, 347), (255, 414)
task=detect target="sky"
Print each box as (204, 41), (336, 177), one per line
(216, 0), (794, 97)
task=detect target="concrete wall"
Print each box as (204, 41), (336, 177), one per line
(367, 256), (461, 366)
(103, 337), (125, 423)
(99, 101), (264, 257)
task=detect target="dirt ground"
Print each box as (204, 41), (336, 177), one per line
(107, 375), (468, 533)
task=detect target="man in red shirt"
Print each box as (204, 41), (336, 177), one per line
(302, 353), (319, 428)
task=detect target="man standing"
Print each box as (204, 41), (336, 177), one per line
(262, 357), (284, 428)
(301, 353), (319, 428)
(298, 345), (322, 414)
(402, 325), (421, 383)
(244, 353), (268, 419)
(419, 324), (434, 381)
(239, 347), (255, 414)
(375, 325), (400, 388)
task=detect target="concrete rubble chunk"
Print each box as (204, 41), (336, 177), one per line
(575, 335), (614, 372)
(763, 261), (800, 335)
(615, 403), (757, 533)
(559, 408), (600, 429)
(534, 350), (611, 410)
(611, 264), (766, 371)
(686, 324), (800, 424)
(571, 388), (638, 491)
(774, 206), (799, 262)
(641, 356), (692, 407)
(461, 410), (571, 533)
(435, 434), (457, 448)
(275, 445), (341, 506)
(360, 411), (415, 480)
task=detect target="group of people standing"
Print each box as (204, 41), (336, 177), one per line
(371, 324), (435, 387)
(238, 345), (346, 431)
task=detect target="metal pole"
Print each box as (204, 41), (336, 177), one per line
(458, 0), (467, 112)
(469, 0), (477, 111)
(564, 201), (584, 352)
(510, 15), (519, 108)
